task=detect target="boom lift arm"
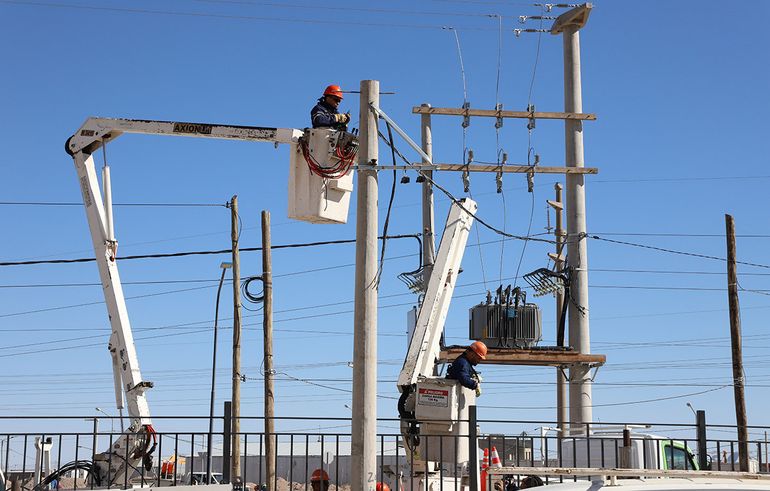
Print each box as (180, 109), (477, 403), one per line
(61, 117), (303, 488)
(397, 198), (476, 460)
(397, 198), (477, 389)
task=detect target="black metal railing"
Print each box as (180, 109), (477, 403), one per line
(1, 412), (768, 490)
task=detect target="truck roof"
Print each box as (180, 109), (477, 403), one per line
(534, 477), (770, 490)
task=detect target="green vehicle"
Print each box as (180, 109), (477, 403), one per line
(560, 432), (700, 471)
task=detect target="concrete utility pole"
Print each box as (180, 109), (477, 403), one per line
(230, 195), (242, 480)
(420, 103), (436, 287)
(549, 183), (568, 437)
(551, 3), (594, 430)
(725, 214), (749, 472)
(351, 79), (379, 491)
(261, 210), (276, 491)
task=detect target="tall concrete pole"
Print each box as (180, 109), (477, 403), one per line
(262, 211), (276, 491)
(351, 80), (379, 491)
(230, 195), (242, 480)
(725, 214), (749, 472)
(420, 103), (436, 287)
(553, 4), (593, 430)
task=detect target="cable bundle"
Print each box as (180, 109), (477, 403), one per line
(300, 136), (357, 179)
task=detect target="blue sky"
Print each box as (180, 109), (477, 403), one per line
(1, 0), (769, 446)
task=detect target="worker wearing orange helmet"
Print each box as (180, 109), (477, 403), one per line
(310, 469), (330, 491)
(311, 85), (350, 129)
(446, 341), (487, 397)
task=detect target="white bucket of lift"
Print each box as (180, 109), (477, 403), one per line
(288, 128), (355, 224)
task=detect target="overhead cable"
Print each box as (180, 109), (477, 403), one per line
(589, 235), (770, 270)
(0, 234), (420, 267)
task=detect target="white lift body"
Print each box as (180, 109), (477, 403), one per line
(396, 198), (477, 491)
(66, 117), (349, 487)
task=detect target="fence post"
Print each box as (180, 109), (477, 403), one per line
(619, 429), (632, 469)
(224, 401), (232, 484)
(696, 410), (708, 470)
(469, 405), (478, 491)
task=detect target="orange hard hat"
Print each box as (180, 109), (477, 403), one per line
(323, 85), (344, 100)
(469, 341), (488, 360)
(311, 469), (330, 482)
(376, 483), (391, 491)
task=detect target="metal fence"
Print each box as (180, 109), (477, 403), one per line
(1, 413), (768, 490)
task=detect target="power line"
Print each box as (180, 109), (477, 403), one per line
(194, 0), (498, 18)
(0, 0), (502, 30)
(484, 385), (730, 410)
(0, 234), (419, 267)
(0, 201), (225, 207)
(591, 232), (770, 238)
(590, 235), (770, 270)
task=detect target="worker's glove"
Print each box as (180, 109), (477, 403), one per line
(474, 374), (483, 383)
(475, 386), (482, 397)
(334, 113), (350, 124)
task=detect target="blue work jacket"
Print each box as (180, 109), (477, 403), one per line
(311, 98), (345, 129)
(446, 353), (478, 390)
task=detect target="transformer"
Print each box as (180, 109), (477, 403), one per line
(468, 301), (542, 348)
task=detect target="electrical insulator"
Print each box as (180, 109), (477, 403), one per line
(496, 151), (506, 194)
(462, 101), (471, 129)
(463, 149), (473, 193)
(527, 104), (536, 131)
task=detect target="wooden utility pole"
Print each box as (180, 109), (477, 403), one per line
(725, 214), (749, 472)
(548, 183), (568, 437)
(261, 210), (276, 491)
(420, 103), (435, 287)
(552, 3), (594, 431)
(230, 195), (242, 480)
(351, 79), (379, 491)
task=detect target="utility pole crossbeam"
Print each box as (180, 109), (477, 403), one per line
(551, 2), (594, 432)
(412, 106), (596, 121)
(433, 163), (597, 175)
(351, 80), (379, 491)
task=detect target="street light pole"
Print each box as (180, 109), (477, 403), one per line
(95, 407), (113, 434)
(208, 262), (232, 485)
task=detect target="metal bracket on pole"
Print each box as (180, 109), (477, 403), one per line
(589, 364), (601, 382)
(369, 103), (433, 164)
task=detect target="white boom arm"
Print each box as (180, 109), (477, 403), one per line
(66, 117), (303, 487)
(398, 198), (476, 388)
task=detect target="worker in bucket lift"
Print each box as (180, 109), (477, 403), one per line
(446, 341), (487, 397)
(311, 85), (350, 129)
(310, 469), (330, 491)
